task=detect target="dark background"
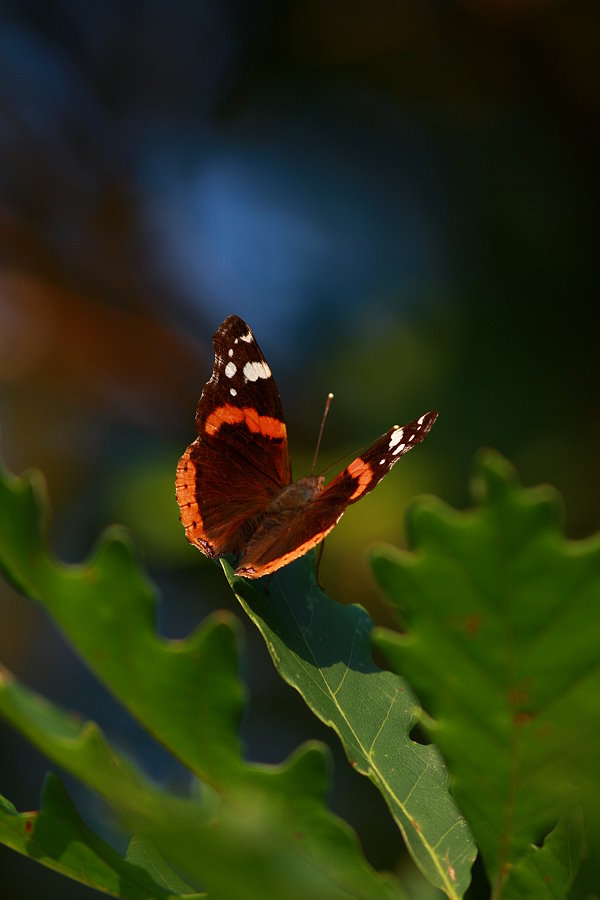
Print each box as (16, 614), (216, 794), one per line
(1, 2), (598, 896)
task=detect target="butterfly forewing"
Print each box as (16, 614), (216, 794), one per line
(176, 315), (291, 558)
(234, 412), (438, 577)
(320, 412), (438, 507)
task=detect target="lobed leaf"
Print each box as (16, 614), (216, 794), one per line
(0, 462), (243, 785)
(226, 556), (476, 899)
(0, 460), (404, 898)
(372, 450), (600, 896)
(501, 813), (585, 900)
(0, 662), (403, 899)
(0, 774), (203, 899)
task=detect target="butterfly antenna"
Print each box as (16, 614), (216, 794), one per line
(311, 392), (334, 475)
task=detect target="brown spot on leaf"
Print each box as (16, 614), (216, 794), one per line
(515, 711), (532, 726)
(464, 614), (483, 635)
(509, 688), (529, 706)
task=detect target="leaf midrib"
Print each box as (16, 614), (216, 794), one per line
(274, 578), (460, 900)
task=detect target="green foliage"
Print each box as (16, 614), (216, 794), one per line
(1, 449), (598, 899)
(0, 461), (405, 899)
(227, 558), (475, 897)
(0, 774), (204, 899)
(372, 450), (600, 897)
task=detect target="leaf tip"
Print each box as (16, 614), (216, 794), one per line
(470, 448), (518, 503)
(472, 448), (566, 529)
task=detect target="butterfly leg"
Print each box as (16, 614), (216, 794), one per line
(264, 572), (274, 593)
(315, 539), (326, 589)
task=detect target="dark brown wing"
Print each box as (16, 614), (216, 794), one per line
(235, 411), (438, 577)
(176, 315), (291, 558)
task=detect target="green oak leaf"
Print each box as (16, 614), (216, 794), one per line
(0, 460), (404, 899)
(0, 774), (203, 899)
(0, 663), (401, 899)
(372, 450), (600, 897)
(226, 555), (476, 899)
(502, 812), (585, 900)
(0, 462), (242, 784)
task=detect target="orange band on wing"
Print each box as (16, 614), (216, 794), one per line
(204, 405), (287, 441)
(346, 457), (374, 501)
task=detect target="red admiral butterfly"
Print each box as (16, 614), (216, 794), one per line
(176, 315), (437, 578)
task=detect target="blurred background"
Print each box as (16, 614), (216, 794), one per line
(0, 1), (598, 896)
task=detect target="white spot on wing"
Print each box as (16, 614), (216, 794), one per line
(240, 331), (253, 343)
(418, 414), (426, 425)
(230, 388), (237, 396)
(228, 348), (234, 357)
(389, 428), (404, 450)
(225, 361), (237, 378)
(379, 458), (386, 465)
(392, 443), (405, 456)
(243, 360), (271, 381)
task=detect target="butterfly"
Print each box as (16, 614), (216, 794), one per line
(176, 315), (437, 578)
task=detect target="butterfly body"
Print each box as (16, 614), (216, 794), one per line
(267, 477), (325, 512)
(176, 315), (437, 578)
